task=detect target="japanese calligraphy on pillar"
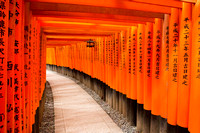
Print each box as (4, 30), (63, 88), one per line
(168, 8), (179, 126)
(109, 37), (112, 86)
(7, 0), (16, 133)
(121, 31), (126, 94)
(131, 27), (137, 100)
(0, 0), (8, 132)
(128, 30), (131, 75)
(146, 24), (153, 78)
(177, 3), (192, 128)
(102, 38), (105, 81)
(108, 38), (110, 68)
(118, 32), (123, 93)
(152, 18), (162, 116)
(112, 35), (115, 69)
(115, 33), (119, 68)
(14, 0), (22, 132)
(20, 1), (25, 131)
(110, 36), (113, 73)
(165, 27), (169, 70)
(119, 32), (122, 72)
(126, 28), (132, 98)
(181, 17), (190, 85)
(172, 23), (179, 82)
(132, 28), (136, 76)
(160, 14), (169, 118)
(111, 35), (115, 88)
(144, 22), (153, 111)
(29, 21), (33, 127)
(137, 24), (144, 104)
(197, 12), (200, 78)
(122, 31), (126, 69)
(114, 33), (119, 91)
(138, 32), (143, 73)
(105, 38), (108, 82)
(24, 2), (30, 132)
(155, 30), (161, 79)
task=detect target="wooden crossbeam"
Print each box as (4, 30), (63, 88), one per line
(42, 27), (117, 35)
(47, 38), (89, 42)
(179, 0), (197, 3)
(33, 11), (155, 24)
(30, 1), (166, 17)
(45, 32), (110, 37)
(40, 22), (131, 31)
(28, 0), (185, 8)
(46, 35), (97, 40)
(36, 16), (150, 26)
(46, 44), (72, 47)
(129, 0), (182, 7)
(46, 40), (84, 44)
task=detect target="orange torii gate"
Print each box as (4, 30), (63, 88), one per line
(0, 1), (47, 133)
(45, 0), (200, 132)
(1, 0), (200, 133)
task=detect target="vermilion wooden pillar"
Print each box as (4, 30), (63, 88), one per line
(189, 0), (200, 133)
(105, 37), (108, 85)
(137, 24), (145, 104)
(144, 22), (153, 111)
(115, 32), (119, 92)
(121, 31), (126, 95)
(130, 27), (137, 100)
(7, 0), (16, 132)
(24, 2), (30, 132)
(21, 1), (25, 132)
(168, 8), (179, 126)
(126, 28), (132, 99)
(151, 18), (162, 116)
(177, 2), (192, 128)
(29, 12), (34, 132)
(14, 0), (23, 132)
(108, 36), (111, 86)
(160, 14), (169, 119)
(110, 35), (114, 89)
(0, 0), (8, 133)
(118, 32), (122, 94)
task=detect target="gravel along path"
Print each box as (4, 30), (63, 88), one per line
(39, 82), (55, 133)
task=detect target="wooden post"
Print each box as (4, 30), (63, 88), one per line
(150, 115), (160, 133)
(143, 110), (151, 133)
(137, 104), (144, 132)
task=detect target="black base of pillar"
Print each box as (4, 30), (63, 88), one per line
(143, 110), (151, 133)
(137, 103), (144, 132)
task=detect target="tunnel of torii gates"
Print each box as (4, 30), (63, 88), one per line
(0, 0), (200, 133)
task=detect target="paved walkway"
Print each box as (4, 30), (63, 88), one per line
(46, 70), (123, 133)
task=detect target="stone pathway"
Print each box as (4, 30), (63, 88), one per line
(46, 70), (123, 133)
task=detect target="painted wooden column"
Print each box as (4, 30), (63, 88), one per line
(0, 0), (9, 132)
(24, 2), (31, 132)
(151, 18), (163, 133)
(168, 8), (180, 127)
(131, 26), (137, 101)
(189, 0), (200, 132)
(144, 22), (153, 111)
(152, 18), (163, 116)
(177, 2), (192, 128)
(137, 24), (145, 104)
(7, 0), (15, 132)
(161, 14), (169, 119)
(14, 0), (23, 132)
